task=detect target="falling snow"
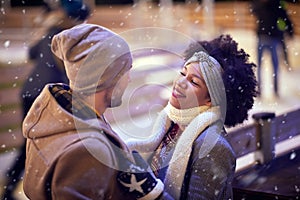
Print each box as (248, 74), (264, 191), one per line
(4, 40), (10, 48)
(0, 1), (300, 199)
(290, 152), (296, 160)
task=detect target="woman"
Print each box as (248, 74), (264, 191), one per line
(128, 35), (257, 199)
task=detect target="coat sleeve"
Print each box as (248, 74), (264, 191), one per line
(50, 137), (119, 200)
(182, 131), (236, 200)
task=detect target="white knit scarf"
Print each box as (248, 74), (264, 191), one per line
(165, 102), (210, 127)
(163, 105), (220, 199)
(127, 105), (221, 199)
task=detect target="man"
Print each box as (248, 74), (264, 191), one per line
(22, 24), (164, 200)
(1, 1), (90, 199)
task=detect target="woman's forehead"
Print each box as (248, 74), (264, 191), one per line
(185, 62), (203, 76)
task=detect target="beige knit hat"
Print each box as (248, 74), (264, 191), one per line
(51, 23), (132, 94)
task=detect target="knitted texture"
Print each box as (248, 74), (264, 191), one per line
(162, 106), (220, 198)
(51, 23), (132, 94)
(165, 102), (210, 126)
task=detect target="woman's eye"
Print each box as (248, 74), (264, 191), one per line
(191, 79), (200, 86)
(180, 71), (186, 76)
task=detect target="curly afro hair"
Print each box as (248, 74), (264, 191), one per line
(184, 35), (257, 127)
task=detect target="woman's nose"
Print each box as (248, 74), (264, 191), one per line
(176, 77), (187, 89)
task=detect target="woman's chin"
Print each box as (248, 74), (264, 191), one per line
(169, 98), (182, 109)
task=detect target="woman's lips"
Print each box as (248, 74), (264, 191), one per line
(172, 88), (185, 98)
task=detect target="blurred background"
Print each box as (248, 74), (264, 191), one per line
(0, 0), (300, 199)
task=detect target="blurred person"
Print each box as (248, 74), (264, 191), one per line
(128, 35), (257, 199)
(251, 0), (294, 97)
(22, 23), (165, 200)
(1, 1), (90, 199)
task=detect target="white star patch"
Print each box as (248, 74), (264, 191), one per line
(120, 174), (147, 194)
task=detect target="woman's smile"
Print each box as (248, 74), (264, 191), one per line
(172, 87), (185, 98)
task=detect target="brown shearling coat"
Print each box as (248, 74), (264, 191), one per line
(22, 84), (134, 200)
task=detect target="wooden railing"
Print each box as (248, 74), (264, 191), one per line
(0, 63), (32, 150)
(228, 109), (300, 165)
(229, 109), (300, 199)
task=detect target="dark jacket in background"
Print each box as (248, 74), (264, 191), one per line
(251, 0), (294, 39)
(21, 26), (68, 113)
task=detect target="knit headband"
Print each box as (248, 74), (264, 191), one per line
(184, 51), (226, 121)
